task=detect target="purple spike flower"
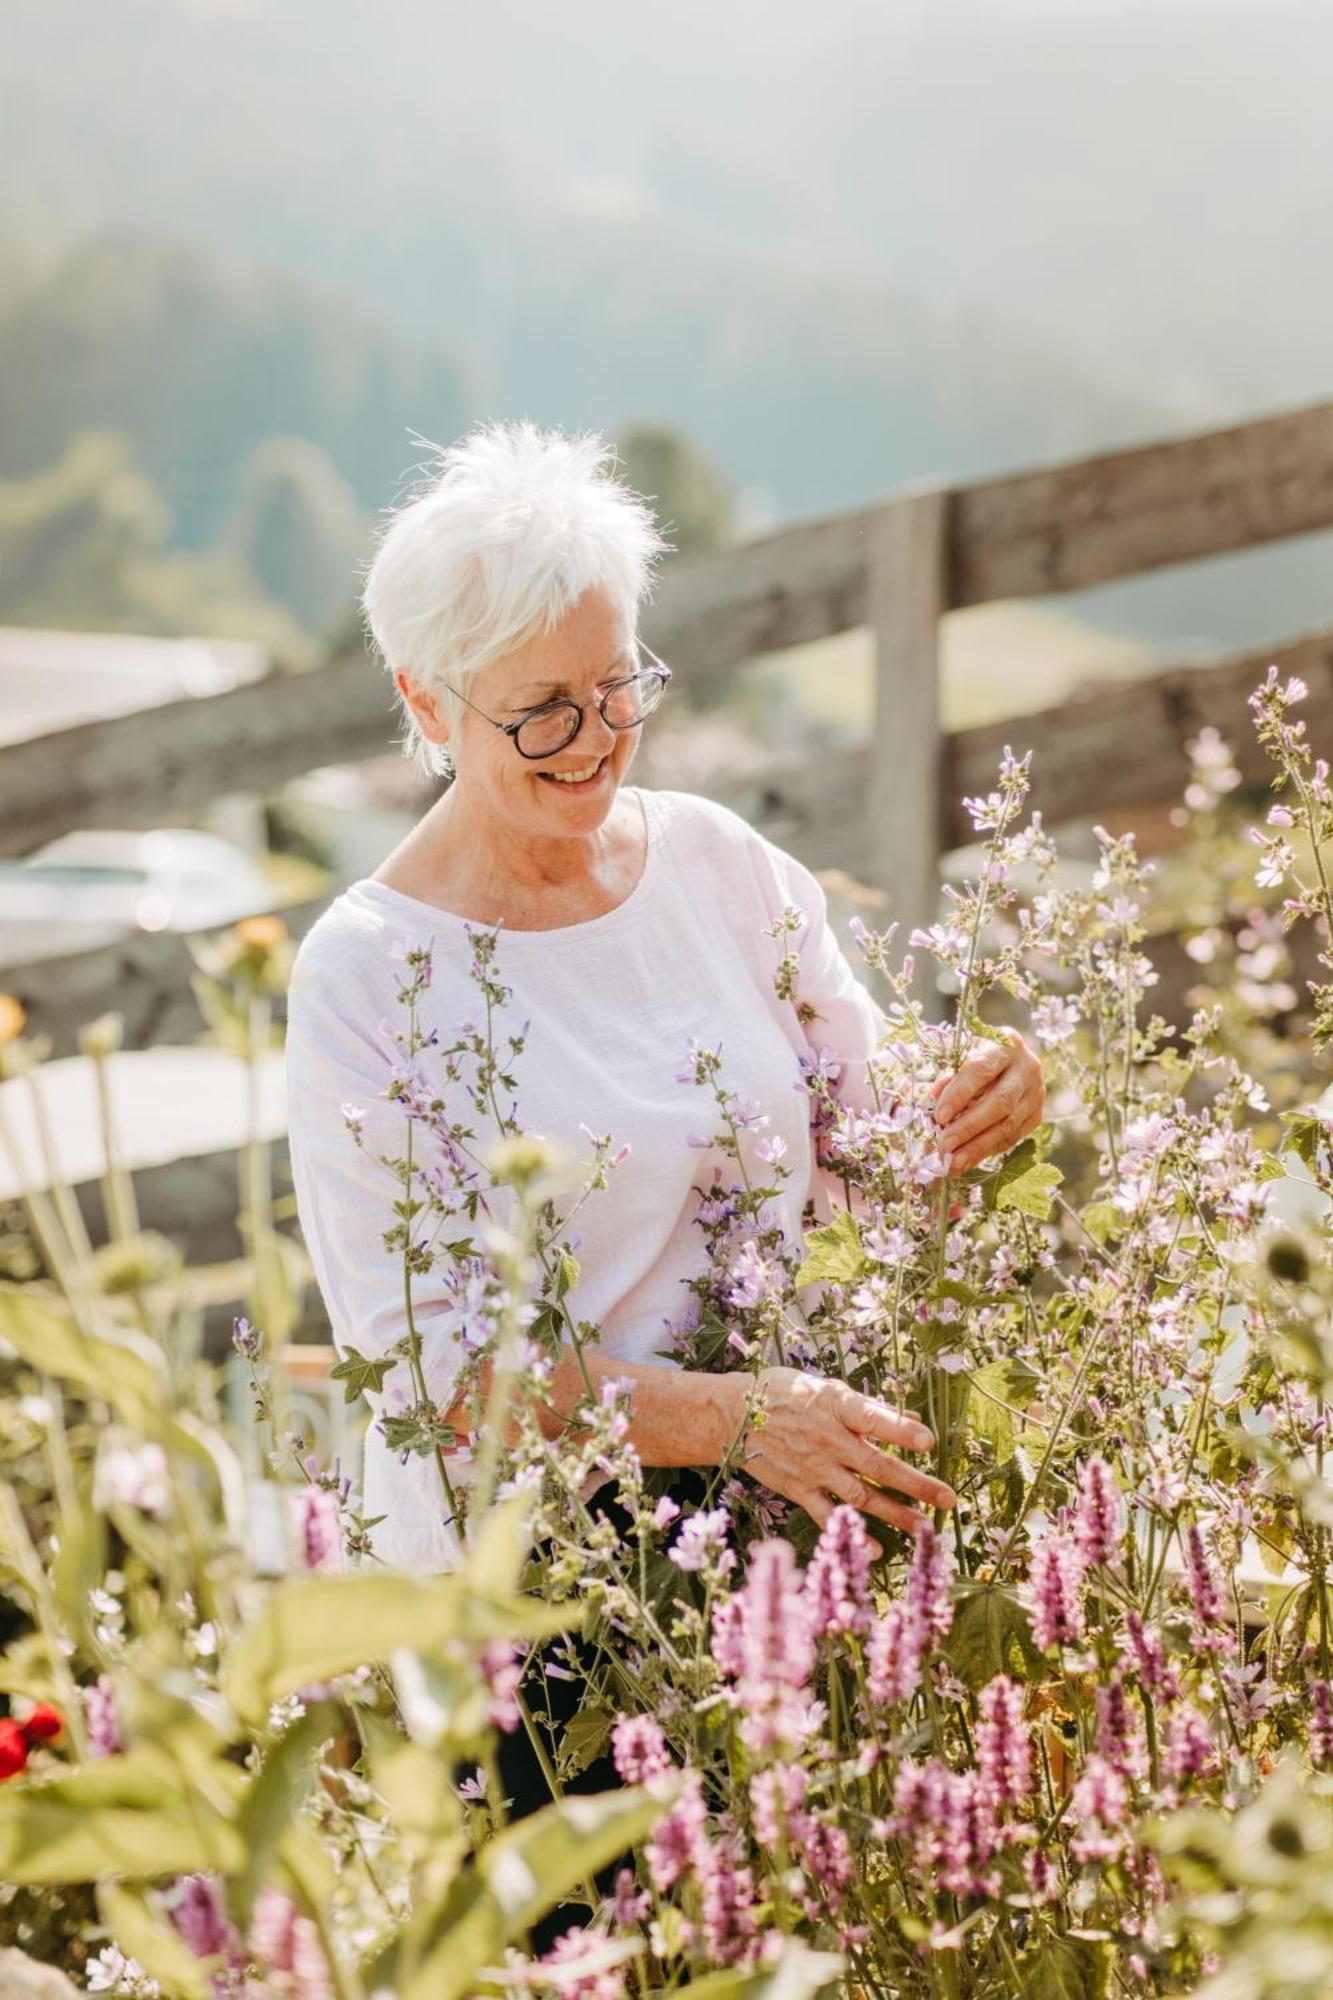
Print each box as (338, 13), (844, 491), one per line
(975, 1675), (1032, 1812)
(1024, 1532), (1087, 1652)
(805, 1504), (874, 1640)
(1074, 1456), (1123, 1569)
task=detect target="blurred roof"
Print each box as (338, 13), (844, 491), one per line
(0, 626), (270, 748)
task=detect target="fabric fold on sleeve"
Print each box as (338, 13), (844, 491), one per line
(749, 832), (890, 1122)
(284, 948), (475, 1447)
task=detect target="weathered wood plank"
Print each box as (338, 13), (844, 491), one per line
(642, 508), (873, 683)
(952, 399), (1333, 605)
(3, 400), (1332, 854)
(866, 489), (949, 1020)
(0, 651), (401, 858)
(950, 626), (1333, 831)
(11, 625), (1330, 1051)
(0, 894), (336, 1056)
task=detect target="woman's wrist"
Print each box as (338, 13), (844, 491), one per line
(702, 1369), (755, 1468)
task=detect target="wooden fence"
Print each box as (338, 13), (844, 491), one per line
(3, 396), (1333, 1313)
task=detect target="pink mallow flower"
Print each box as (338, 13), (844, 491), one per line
(293, 1486), (342, 1571)
(479, 1639), (523, 1735)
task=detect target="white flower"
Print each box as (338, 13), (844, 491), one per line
(93, 1441), (170, 1518)
(85, 1945), (162, 1995)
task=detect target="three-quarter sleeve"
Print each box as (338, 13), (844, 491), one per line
(284, 944), (473, 1437)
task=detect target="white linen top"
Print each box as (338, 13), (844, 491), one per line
(284, 785), (887, 1571)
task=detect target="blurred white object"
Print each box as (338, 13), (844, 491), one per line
(0, 828), (275, 966)
(0, 1043), (287, 1201)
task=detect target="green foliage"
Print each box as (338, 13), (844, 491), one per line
(795, 1207), (867, 1288)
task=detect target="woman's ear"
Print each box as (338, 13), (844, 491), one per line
(395, 668), (451, 749)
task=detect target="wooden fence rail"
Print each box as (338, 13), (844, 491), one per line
(0, 395), (1328, 1017)
(7, 624), (1332, 1056)
(4, 394), (1331, 1343)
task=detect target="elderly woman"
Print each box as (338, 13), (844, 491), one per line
(288, 416), (1045, 1555)
(285, 420), (1043, 1850)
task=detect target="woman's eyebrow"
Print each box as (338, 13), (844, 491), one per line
(512, 651), (633, 700)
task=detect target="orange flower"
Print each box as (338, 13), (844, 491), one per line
(234, 915), (288, 950)
(0, 994), (26, 1046)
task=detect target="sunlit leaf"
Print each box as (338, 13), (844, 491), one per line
(795, 1209), (866, 1288)
(98, 1882), (213, 2000)
(0, 1285), (166, 1429)
(224, 1570), (580, 1726)
(392, 1783), (675, 2000)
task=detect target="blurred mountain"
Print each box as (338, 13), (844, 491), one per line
(2, 0), (1330, 655)
(0, 227), (472, 551)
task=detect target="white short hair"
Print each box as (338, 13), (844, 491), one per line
(359, 420), (671, 780)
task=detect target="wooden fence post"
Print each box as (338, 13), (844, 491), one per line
(865, 485), (950, 1023)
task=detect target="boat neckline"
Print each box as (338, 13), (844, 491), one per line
(344, 784), (665, 942)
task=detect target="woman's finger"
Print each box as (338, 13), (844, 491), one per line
(824, 1470), (929, 1537)
(843, 1394), (935, 1455)
(931, 1039), (1012, 1127)
(944, 1114), (1012, 1176)
(937, 1072), (1021, 1157)
(843, 1436), (956, 1511)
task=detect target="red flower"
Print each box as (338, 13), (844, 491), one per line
(0, 1720), (30, 1780)
(22, 1704), (63, 1743)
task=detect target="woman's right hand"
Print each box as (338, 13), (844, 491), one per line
(723, 1365), (956, 1537)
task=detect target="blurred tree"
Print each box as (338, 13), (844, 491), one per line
(0, 430), (313, 665)
(0, 228), (471, 552)
(614, 422), (738, 559)
(222, 437), (367, 642)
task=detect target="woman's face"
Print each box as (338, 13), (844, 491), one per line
(412, 585), (642, 840)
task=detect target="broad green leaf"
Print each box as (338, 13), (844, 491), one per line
(0, 1285), (165, 1429)
(560, 1704), (614, 1778)
(231, 1700), (342, 1928)
(0, 1750), (246, 1882)
(965, 1357), (1042, 1467)
(329, 1344), (396, 1405)
(363, 1713), (465, 1862)
(1017, 1934), (1113, 1999)
(98, 1882), (213, 2000)
(795, 1209), (866, 1288)
(50, 1474), (108, 1649)
(224, 1570), (580, 1726)
(946, 1582), (1042, 1688)
(686, 1941), (845, 1998)
(994, 1161), (1064, 1221)
(1282, 1109), (1329, 1172)
(462, 1490), (537, 1598)
(394, 1783), (676, 2000)
(1079, 1201), (1125, 1247)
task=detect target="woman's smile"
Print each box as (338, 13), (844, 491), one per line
(536, 753), (611, 792)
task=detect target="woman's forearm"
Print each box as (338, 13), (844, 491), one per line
(444, 1345), (746, 1469)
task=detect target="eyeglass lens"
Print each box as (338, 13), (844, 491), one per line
(515, 670), (666, 757)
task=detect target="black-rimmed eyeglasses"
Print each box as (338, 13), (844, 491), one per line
(443, 641), (672, 760)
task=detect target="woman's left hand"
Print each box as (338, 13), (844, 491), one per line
(929, 1029), (1045, 1177)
